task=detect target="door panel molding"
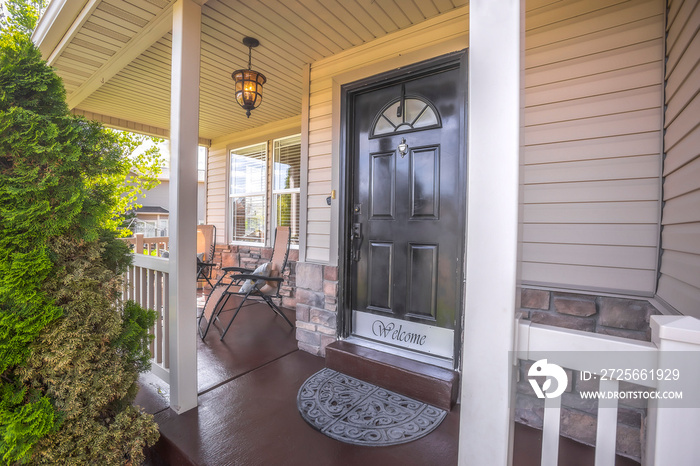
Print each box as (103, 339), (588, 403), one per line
(368, 241), (394, 312)
(409, 145), (441, 220)
(407, 243), (439, 321)
(370, 151), (396, 220)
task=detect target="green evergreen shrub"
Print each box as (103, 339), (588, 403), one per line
(0, 17), (159, 466)
(16, 238), (158, 465)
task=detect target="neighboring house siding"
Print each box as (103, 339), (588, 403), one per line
(521, 0), (664, 294)
(135, 179), (207, 226)
(138, 181), (170, 208)
(657, 0), (700, 317)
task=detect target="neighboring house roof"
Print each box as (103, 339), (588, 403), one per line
(134, 206), (169, 214)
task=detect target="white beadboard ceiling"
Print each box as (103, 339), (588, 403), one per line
(35, 0), (467, 141)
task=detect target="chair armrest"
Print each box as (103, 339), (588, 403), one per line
(222, 266), (253, 273)
(261, 276), (284, 283)
(230, 274), (283, 282)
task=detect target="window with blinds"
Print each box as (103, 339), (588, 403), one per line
(273, 135), (301, 245)
(229, 142), (267, 244)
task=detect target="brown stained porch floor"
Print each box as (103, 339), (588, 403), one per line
(135, 296), (640, 466)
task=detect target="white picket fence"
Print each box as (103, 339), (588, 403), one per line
(123, 254), (170, 384)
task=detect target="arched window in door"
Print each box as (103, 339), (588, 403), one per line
(370, 95), (441, 138)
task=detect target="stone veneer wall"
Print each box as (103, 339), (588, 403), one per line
(517, 288), (661, 462)
(520, 289), (659, 341)
(294, 263), (339, 356)
(211, 245), (298, 309)
(208, 249), (339, 356)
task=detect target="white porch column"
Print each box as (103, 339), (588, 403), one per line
(460, 1), (524, 465)
(646, 316), (700, 465)
(168, 0), (201, 414)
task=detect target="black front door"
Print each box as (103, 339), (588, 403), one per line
(346, 58), (466, 361)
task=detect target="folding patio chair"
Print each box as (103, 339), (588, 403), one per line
(197, 226), (294, 340)
(197, 224), (217, 287)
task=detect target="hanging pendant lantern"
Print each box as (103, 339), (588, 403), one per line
(232, 37), (266, 118)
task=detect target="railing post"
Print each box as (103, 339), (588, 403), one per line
(135, 233), (144, 254)
(646, 316), (700, 465)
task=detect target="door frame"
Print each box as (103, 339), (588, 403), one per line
(337, 50), (469, 369)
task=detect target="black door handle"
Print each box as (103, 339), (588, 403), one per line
(351, 223), (362, 261)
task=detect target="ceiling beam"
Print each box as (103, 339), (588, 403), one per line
(72, 109), (212, 147)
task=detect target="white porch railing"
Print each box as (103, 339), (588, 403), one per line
(516, 314), (700, 466)
(122, 233), (169, 257)
(124, 254), (170, 384)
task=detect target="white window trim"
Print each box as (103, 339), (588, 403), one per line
(229, 142), (268, 246)
(227, 135), (302, 248)
(272, 134), (302, 249)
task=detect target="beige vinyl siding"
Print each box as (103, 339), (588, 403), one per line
(657, 0), (700, 317)
(521, 0), (664, 294)
(306, 80), (333, 262)
(206, 145), (228, 245)
(202, 0), (666, 297)
(303, 0), (664, 290)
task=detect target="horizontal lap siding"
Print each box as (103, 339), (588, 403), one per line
(305, 0), (664, 285)
(206, 144), (228, 245)
(204, 0), (666, 293)
(307, 81), (333, 263)
(522, 0), (664, 294)
(657, 0), (700, 317)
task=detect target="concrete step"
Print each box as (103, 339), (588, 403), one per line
(325, 341), (459, 411)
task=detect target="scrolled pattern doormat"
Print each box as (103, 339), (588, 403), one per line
(297, 368), (447, 446)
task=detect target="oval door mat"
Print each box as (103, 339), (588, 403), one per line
(297, 368), (447, 446)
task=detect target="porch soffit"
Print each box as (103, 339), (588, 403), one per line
(34, 0), (468, 141)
